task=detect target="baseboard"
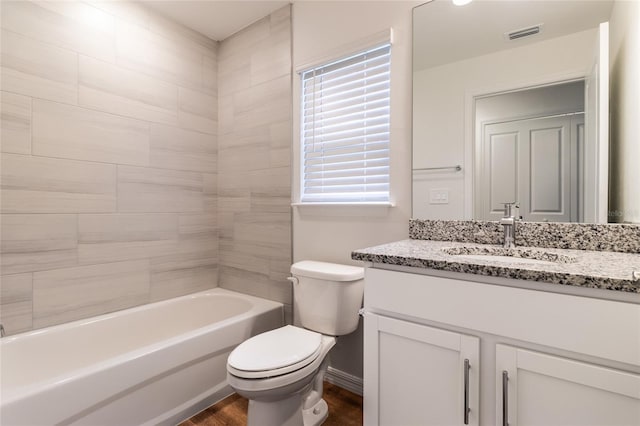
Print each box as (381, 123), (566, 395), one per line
(324, 366), (363, 396)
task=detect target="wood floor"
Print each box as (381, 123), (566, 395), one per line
(180, 382), (363, 426)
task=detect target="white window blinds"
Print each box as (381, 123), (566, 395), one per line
(300, 43), (391, 203)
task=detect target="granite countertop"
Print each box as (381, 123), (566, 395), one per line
(352, 239), (640, 294)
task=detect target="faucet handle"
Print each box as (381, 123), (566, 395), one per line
(502, 202), (519, 217)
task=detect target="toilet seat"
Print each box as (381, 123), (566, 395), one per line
(228, 326), (322, 379)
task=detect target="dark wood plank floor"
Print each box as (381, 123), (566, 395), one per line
(180, 382), (363, 426)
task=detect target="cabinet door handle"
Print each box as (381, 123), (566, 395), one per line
(463, 358), (470, 424)
(502, 370), (509, 426)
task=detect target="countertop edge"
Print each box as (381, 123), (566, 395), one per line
(351, 246), (640, 294)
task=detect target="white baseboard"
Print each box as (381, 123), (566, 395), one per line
(324, 366), (363, 396)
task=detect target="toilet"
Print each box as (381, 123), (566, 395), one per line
(226, 261), (364, 426)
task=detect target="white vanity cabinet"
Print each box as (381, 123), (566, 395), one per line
(363, 267), (640, 426)
(496, 345), (640, 426)
(364, 314), (480, 425)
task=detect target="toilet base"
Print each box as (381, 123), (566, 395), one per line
(246, 394), (328, 426)
(302, 398), (328, 426)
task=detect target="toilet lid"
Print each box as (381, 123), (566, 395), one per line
(228, 325), (322, 376)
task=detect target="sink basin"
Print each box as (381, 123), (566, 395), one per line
(448, 254), (557, 265)
(442, 246), (577, 265)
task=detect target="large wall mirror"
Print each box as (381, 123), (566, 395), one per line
(412, 0), (639, 224)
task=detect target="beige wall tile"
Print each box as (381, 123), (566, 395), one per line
(0, 29), (77, 104)
(145, 9), (218, 59)
(218, 15), (270, 60)
(150, 234), (218, 301)
(0, 1), (294, 333)
(78, 213), (178, 265)
(218, 265), (254, 295)
(1, 214), (78, 275)
(217, 53), (251, 97)
(86, 1), (153, 30)
(149, 124), (216, 172)
(232, 212), (290, 247)
(178, 87), (217, 134)
(33, 260), (150, 328)
(150, 265), (217, 302)
(269, 146), (291, 169)
(203, 173), (218, 212)
(283, 303), (293, 325)
(265, 277), (292, 305)
(117, 165), (205, 212)
(33, 100), (150, 166)
(233, 75), (291, 132)
(203, 173), (217, 195)
(1, 1), (115, 63)
(219, 265), (291, 305)
(203, 55), (218, 95)
(1, 91), (31, 155)
(178, 213), (217, 238)
(115, 21), (204, 90)
(218, 94), (235, 134)
(0, 273), (33, 334)
(1, 154), (117, 213)
(250, 35), (291, 87)
(217, 169), (252, 194)
(219, 237), (270, 275)
(269, 257), (292, 282)
(79, 55), (178, 125)
(251, 188), (292, 213)
(155, 237), (218, 270)
(218, 140), (270, 173)
(270, 4), (292, 30)
(0, 0), (222, 335)
(217, 7), (292, 304)
(218, 188), (251, 214)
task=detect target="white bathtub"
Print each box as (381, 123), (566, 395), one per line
(0, 288), (283, 426)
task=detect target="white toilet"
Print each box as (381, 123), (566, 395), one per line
(226, 261), (364, 426)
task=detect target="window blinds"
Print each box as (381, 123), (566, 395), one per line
(300, 44), (391, 203)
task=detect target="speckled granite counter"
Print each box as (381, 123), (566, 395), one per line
(352, 239), (640, 294)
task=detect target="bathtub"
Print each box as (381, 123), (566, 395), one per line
(0, 288), (283, 425)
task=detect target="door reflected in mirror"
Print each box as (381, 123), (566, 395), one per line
(474, 80), (586, 223)
(412, 0), (640, 224)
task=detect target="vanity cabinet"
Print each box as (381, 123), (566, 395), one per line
(496, 345), (640, 426)
(363, 267), (640, 426)
(364, 314), (479, 425)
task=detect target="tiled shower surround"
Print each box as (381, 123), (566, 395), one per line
(0, 1), (292, 335)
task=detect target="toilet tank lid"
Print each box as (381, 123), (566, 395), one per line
(291, 261), (364, 281)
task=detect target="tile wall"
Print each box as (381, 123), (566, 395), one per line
(217, 7), (293, 321)
(0, 1), (219, 334)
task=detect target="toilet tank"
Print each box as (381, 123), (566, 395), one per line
(291, 261), (364, 336)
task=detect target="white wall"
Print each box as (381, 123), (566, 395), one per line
(292, 1), (418, 379)
(609, 0), (640, 223)
(413, 28), (598, 220)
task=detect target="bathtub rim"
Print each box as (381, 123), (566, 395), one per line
(0, 288), (283, 406)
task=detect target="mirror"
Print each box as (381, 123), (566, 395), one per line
(412, 0), (639, 224)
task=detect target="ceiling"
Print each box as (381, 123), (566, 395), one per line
(414, 0), (615, 71)
(140, 0), (615, 51)
(141, 0), (290, 41)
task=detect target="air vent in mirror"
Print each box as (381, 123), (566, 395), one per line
(506, 24), (543, 41)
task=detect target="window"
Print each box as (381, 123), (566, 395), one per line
(300, 43), (391, 203)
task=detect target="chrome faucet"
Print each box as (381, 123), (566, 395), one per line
(500, 202), (519, 249)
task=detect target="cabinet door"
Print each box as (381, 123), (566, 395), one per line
(364, 314), (480, 426)
(496, 344), (640, 426)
